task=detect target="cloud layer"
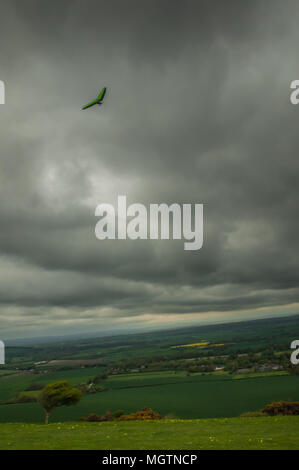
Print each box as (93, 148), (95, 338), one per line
(0, 0), (299, 338)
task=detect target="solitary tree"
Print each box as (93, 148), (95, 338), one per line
(38, 381), (82, 424)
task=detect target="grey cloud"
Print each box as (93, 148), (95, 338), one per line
(0, 0), (298, 338)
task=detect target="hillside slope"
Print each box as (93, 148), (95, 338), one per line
(0, 416), (299, 450)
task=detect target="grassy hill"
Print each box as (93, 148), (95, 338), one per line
(0, 416), (299, 450)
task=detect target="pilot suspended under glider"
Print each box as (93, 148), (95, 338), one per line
(82, 87), (106, 110)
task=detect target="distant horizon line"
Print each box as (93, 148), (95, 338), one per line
(3, 311), (299, 346)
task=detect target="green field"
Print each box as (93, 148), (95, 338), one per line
(0, 416), (298, 450)
(1, 372), (299, 423)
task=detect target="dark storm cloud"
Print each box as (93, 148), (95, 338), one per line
(0, 0), (299, 337)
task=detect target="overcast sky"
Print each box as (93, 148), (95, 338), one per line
(0, 0), (299, 339)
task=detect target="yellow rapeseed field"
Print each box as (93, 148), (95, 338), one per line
(171, 342), (210, 348)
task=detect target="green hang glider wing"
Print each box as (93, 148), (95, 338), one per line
(82, 98), (99, 110)
(97, 87), (106, 102)
(82, 87), (106, 110)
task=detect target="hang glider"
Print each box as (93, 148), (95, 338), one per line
(82, 87), (106, 110)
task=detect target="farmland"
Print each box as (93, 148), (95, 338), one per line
(4, 314), (299, 369)
(1, 370), (299, 423)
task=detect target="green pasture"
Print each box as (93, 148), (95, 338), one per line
(1, 371), (299, 423)
(0, 416), (299, 450)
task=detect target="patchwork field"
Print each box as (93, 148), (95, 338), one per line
(1, 371), (299, 423)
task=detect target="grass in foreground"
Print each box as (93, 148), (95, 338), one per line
(0, 416), (299, 450)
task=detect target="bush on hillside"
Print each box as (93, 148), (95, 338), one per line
(118, 407), (162, 421)
(113, 409), (125, 419)
(79, 410), (113, 422)
(79, 407), (161, 422)
(262, 401), (299, 416)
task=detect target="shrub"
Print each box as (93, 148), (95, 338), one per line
(113, 409), (125, 419)
(118, 407), (162, 421)
(101, 410), (113, 421)
(262, 401), (299, 416)
(79, 410), (113, 422)
(78, 407), (161, 422)
(79, 413), (102, 422)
